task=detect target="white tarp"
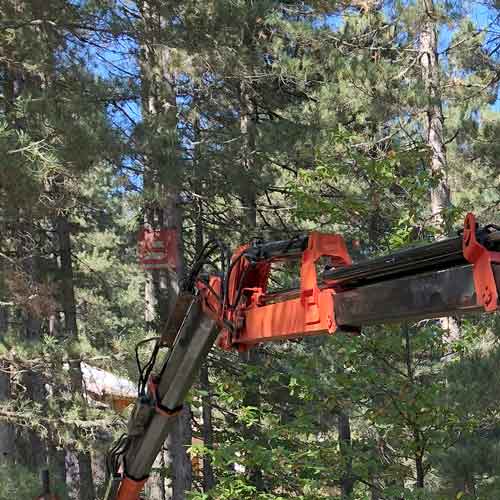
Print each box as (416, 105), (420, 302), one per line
(81, 362), (136, 399)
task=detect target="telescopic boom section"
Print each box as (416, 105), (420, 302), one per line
(109, 213), (500, 500)
(198, 213), (500, 351)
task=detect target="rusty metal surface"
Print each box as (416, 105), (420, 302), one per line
(334, 264), (500, 327)
(160, 292), (194, 347)
(123, 298), (217, 481)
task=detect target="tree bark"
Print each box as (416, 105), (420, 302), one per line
(370, 484), (382, 500)
(338, 410), (354, 499)
(16, 218), (47, 472)
(159, 451), (167, 500)
(0, 306), (15, 465)
(240, 349), (265, 490)
(48, 445), (68, 499)
(419, 0), (460, 343)
(56, 214), (95, 500)
(166, 407), (193, 500)
(0, 361), (15, 466)
(194, 203), (216, 492)
(238, 65), (266, 490)
(403, 325), (425, 489)
(239, 79), (258, 232)
(18, 366), (46, 469)
(4, 59), (48, 474)
(66, 451), (80, 500)
(420, 0), (450, 231)
(138, 2), (191, 497)
(200, 362), (216, 491)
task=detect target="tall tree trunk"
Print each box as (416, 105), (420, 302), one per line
(56, 214), (95, 500)
(200, 362), (216, 491)
(166, 407), (193, 500)
(47, 304), (68, 498)
(48, 445), (68, 499)
(138, 1), (191, 497)
(403, 326), (425, 489)
(238, 75), (265, 490)
(419, 0), (460, 343)
(240, 349), (264, 489)
(0, 304), (15, 465)
(193, 194), (216, 492)
(4, 61), (47, 474)
(18, 364), (46, 470)
(0, 362), (14, 465)
(16, 218), (47, 472)
(338, 411), (354, 498)
(239, 79), (258, 233)
(420, 0), (450, 231)
(370, 484), (381, 500)
(161, 194), (191, 500)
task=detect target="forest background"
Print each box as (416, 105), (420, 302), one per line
(2, 0), (500, 499)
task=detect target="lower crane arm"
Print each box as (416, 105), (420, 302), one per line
(106, 213), (500, 499)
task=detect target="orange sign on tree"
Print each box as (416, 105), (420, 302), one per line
(138, 227), (178, 271)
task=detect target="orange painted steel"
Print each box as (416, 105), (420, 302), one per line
(216, 243), (272, 351)
(197, 275), (223, 319)
(299, 232), (351, 325)
(237, 289), (336, 345)
(115, 476), (148, 500)
(208, 231), (352, 350)
(463, 212), (500, 312)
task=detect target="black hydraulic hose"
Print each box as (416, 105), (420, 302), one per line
(243, 235), (308, 262)
(205, 224), (500, 307)
(323, 236), (465, 289)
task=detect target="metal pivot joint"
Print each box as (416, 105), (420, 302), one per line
(203, 231), (352, 351)
(463, 212), (500, 312)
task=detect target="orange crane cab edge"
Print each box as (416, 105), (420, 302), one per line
(105, 213), (500, 500)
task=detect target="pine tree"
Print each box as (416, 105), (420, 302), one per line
(0, 1), (125, 497)
(136, 1), (193, 497)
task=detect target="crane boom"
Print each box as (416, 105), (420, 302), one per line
(106, 213), (500, 500)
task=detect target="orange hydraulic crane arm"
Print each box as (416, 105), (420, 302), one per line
(105, 213), (500, 500)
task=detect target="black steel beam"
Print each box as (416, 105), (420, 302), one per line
(247, 229), (500, 290)
(334, 264), (500, 327)
(243, 235), (308, 262)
